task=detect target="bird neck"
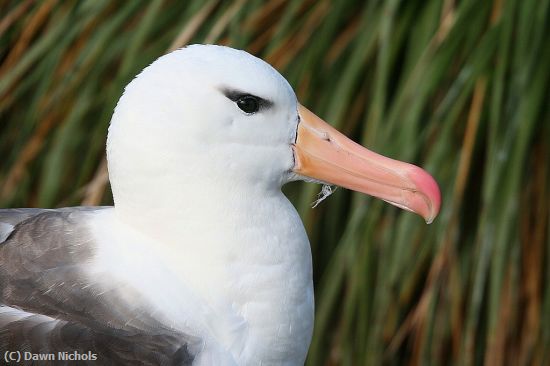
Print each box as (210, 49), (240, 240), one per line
(109, 177), (314, 364)
(113, 175), (281, 246)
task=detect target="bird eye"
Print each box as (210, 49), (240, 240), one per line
(236, 95), (260, 114)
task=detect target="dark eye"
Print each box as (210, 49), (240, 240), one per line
(236, 95), (260, 114)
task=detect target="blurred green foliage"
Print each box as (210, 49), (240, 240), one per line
(1, 0), (549, 365)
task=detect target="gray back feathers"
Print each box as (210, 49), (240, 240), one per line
(0, 208), (197, 365)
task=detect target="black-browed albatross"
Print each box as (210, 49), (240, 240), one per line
(0, 45), (440, 365)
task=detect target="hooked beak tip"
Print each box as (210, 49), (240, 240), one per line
(409, 166), (441, 224)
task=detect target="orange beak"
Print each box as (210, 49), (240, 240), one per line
(292, 105), (441, 223)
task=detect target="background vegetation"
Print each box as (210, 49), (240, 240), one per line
(1, 0), (549, 365)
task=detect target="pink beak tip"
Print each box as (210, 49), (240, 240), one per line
(409, 166), (441, 224)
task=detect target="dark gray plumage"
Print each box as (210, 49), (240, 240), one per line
(0, 208), (197, 365)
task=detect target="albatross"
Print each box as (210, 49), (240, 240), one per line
(0, 45), (440, 365)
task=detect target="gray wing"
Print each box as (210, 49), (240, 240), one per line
(0, 208), (198, 366)
(0, 208), (56, 242)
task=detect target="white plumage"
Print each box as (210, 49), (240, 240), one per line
(0, 44), (440, 365)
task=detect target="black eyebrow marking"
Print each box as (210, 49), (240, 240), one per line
(219, 87), (273, 110)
